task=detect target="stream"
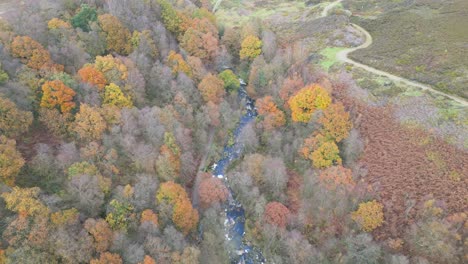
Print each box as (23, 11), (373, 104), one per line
(209, 83), (265, 264)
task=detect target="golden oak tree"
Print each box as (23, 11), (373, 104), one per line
(319, 102), (352, 142)
(98, 14), (133, 55)
(0, 136), (25, 186)
(73, 104), (107, 141)
(198, 73), (225, 104)
(288, 84), (331, 123)
(352, 200), (384, 232)
(240, 35), (262, 60)
(0, 96), (33, 138)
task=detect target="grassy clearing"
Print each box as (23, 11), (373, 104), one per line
(215, 0), (307, 28)
(319, 47), (346, 70)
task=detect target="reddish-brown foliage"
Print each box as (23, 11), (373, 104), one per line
(263, 202), (290, 228)
(319, 165), (355, 191)
(286, 170), (302, 214)
(84, 218), (113, 252)
(90, 252), (122, 264)
(140, 209), (158, 226)
(198, 177), (229, 209)
(333, 81), (468, 240)
(279, 73), (304, 109)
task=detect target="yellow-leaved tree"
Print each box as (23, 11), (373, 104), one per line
(288, 84), (331, 123)
(240, 35), (262, 60)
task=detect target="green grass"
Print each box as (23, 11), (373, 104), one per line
(319, 47), (346, 70)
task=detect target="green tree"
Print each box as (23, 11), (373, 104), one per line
(218, 69), (239, 91)
(71, 4), (97, 32)
(105, 199), (134, 231)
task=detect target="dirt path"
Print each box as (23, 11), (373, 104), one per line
(322, 0), (468, 107)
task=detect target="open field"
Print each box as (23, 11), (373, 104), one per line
(345, 0), (468, 99)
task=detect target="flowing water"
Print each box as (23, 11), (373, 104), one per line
(209, 83), (265, 264)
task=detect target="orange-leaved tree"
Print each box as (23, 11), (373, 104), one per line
(240, 35), (262, 60)
(1, 187), (49, 217)
(140, 209), (158, 226)
(10, 36), (63, 71)
(255, 96), (286, 130)
(40, 80), (76, 113)
(351, 200), (384, 232)
(78, 65), (107, 90)
(156, 181), (199, 234)
(288, 84), (331, 123)
(90, 252), (123, 264)
(198, 73), (225, 104)
(84, 218), (113, 253)
(0, 136), (25, 186)
(319, 102), (352, 142)
(263, 201), (290, 228)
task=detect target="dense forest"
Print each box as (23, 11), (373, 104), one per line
(0, 0), (466, 263)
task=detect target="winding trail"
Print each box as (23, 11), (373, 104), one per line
(323, 0), (468, 107)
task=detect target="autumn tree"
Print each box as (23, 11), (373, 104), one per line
(0, 96), (33, 138)
(167, 51), (192, 77)
(198, 73), (225, 104)
(1, 187), (49, 217)
(0, 136), (25, 186)
(103, 83), (133, 108)
(319, 165), (355, 191)
(73, 104), (107, 142)
(198, 177), (229, 209)
(240, 35), (262, 60)
(157, 0), (184, 36)
(263, 202), (290, 228)
(94, 55), (128, 84)
(319, 102), (352, 142)
(141, 209), (159, 226)
(255, 96), (286, 130)
(311, 140), (341, 169)
(288, 84), (331, 122)
(71, 4), (97, 32)
(98, 14), (133, 55)
(156, 132), (181, 181)
(218, 69), (239, 91)
(222, 27), (241, 58)
(301, 134), (341, 168)
(156, 181), (199, 234)
(279, 73), (304, 108)
(10, 36), (63, 71)
(351, 200), (384, 232)
(90, 252), (123, 264)
(40, 80), (76, 113)
(78, 65), (107, 90)
(172, 198), (199, 234)
(48, 18), (71, 30)
(181, 28), (218, 60)
(84, 218), (113, 252)
(105, 199), (135, 231)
